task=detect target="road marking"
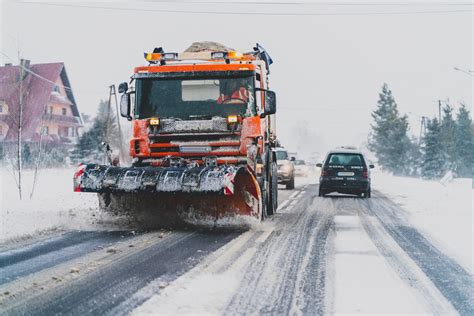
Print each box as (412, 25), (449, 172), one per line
(289, 191), (300, 199)
(277, 200), (290, 212)
(255, 230), (273, 244)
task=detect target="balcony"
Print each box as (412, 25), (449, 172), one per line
(42, 113), (82, 126)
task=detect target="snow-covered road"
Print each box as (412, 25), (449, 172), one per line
(0, 174), (472, 315)
(133, 185), (471, 315)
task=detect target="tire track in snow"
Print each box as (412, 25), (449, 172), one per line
(363, 192), (473, 315)
(0, 231), (133, 285)
(1, 230), (241, 316)
(226, 184), (333, 315)
(291, 209), (334, 315)
(358, 201), (456, 315)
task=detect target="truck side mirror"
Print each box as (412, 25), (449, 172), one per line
(120, 93), (132, 121)
(369, 164), (375, 169)
(118, 82), (128, 93)
(316, 163), (323, 167)
(290, 156), (295, 161)
(264, 90), (276, 115)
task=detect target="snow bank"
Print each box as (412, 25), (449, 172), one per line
(0, 167), (109, 243)
(373, 171), (473, 273)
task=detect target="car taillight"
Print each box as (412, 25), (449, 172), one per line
(362, 170), (368, 178)
(321, 168), (328, 177)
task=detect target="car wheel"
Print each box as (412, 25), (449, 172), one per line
(366, 187), (371, 198)
(318, 187), (325, 197)
(286, 174), (295, 190)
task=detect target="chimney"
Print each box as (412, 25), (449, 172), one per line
(20, 59), (30, 69)
(20, 59), (30, 79)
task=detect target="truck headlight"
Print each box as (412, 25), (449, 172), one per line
(149, 117), (160, 126)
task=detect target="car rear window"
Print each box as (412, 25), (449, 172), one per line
(275, 151), (288, 160)
(327, 153), (364, 166)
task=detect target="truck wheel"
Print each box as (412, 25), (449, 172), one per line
(272, 161), (278, 212)
(286, 174), (295, 190)
(261, 186), (268, 220)
(267, 161), (278, 215)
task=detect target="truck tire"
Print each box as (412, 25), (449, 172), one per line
(261, 184), (268, 220)
(286, 174), (295, 190)
(267, 161), (278, 215)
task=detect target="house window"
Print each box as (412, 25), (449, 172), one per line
(62, 108), (67, 115)
(41, 126), (49, 135)
(0, 102), (9, 114)
(53, 85), (60, 93)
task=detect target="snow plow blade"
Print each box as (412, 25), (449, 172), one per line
(73, 164), (262, 221)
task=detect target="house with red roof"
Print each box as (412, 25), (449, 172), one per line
(0, 60), (83, 146)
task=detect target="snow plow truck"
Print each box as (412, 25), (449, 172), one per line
(73, 42), (279, 222)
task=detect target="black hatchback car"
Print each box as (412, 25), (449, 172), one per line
(317, 149), (374, 198)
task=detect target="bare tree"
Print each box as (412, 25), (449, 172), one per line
(16, 60), (25, 199)
(4, 59), (33, 199)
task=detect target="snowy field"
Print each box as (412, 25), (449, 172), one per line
(372, 171), (473, 273)
(0, 167), (103, 243)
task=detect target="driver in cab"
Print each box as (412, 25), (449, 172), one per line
(217, 80), (248, 104)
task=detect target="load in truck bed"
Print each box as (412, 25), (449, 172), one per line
(74, 163), (262, 225)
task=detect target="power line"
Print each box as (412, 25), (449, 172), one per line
(453, 67), (474, 77)
(83, 1), (474, 6)
(0, 51), (74, 91)
(23, 0), (474, 6)
(21, 1), (474, 16)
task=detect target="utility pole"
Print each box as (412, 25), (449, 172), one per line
(419, 116), (427, 146)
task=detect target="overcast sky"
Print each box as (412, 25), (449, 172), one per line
(1, 0), (472, 155)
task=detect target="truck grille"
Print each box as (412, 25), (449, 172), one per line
(149, 132), (241, 157)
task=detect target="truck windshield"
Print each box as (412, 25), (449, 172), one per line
(135, 75), (256, 120)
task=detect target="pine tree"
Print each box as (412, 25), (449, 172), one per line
(369, 83), (412, 175)
(454, 104), (474, 177)
(421, 118), (446, 179)
(72, 100), (120, 163)
(440, 104), (457, 169)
